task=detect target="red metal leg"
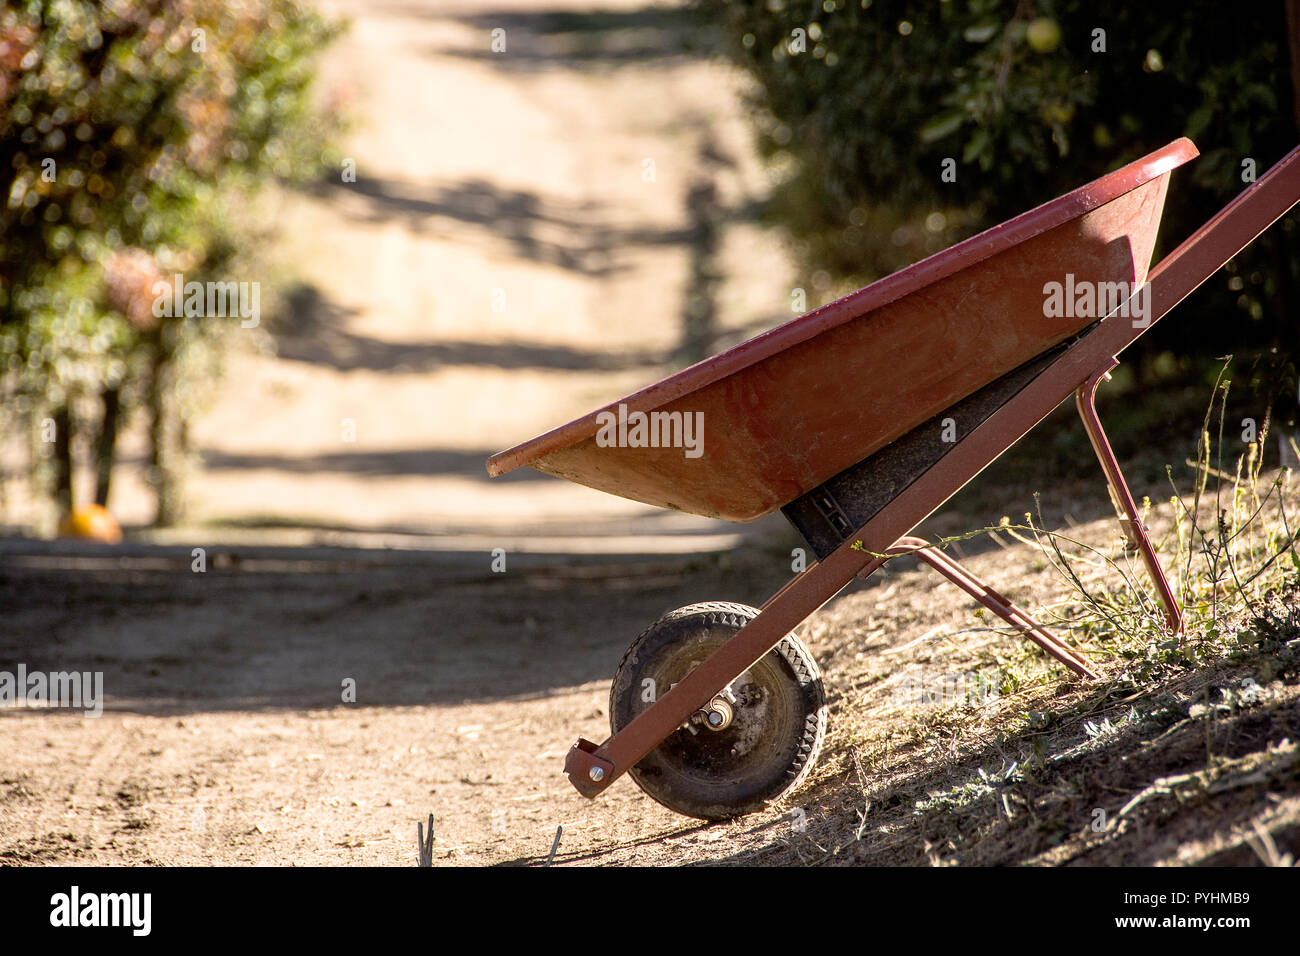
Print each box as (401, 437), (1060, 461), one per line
(886, 537), (1098, 679)
(1075, 369), (1185, 634)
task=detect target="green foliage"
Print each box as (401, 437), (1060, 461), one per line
(0, 0), (343, 520)
(706, 0), (1300, 420)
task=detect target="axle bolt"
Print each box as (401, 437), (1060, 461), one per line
(702, 697), (733, 731)
(588, 766), (605, 782)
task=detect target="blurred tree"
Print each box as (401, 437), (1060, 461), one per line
(705, 0), (1300, 429)
(0, 0), (342, 528)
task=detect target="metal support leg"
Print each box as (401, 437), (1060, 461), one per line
(883, 537), (1098, 679)
(1075, 368), (1185, 634)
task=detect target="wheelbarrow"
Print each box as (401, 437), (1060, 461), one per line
(487, 138), (1300, 820)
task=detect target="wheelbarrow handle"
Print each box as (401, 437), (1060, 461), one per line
(1105, 143), (1300, 362)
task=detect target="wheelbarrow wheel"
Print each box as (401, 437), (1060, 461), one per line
(609, 602), (826, 821)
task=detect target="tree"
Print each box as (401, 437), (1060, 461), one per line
(0, 0), (342, 528)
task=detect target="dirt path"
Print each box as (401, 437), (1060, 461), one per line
(98, 0), (794, 545)
(1, 0), (813, 867)
(5, 1), (1298, 869)
(7, 497), (1294, 867)
(0, 541), (805, 865)
(0, 526), (1045, 867)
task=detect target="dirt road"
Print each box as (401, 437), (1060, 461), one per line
(99, 0), (795, 544)
(6, 499), (1296, 868)
(2, 0), (810, 865)
(4, 1), (1297, 869)
(0, 542), (808, 865)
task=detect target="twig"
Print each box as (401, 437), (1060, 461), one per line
(1245, 821), (1295, 867)
(546, 825), (562, 867)
(417, 813), (434, 867)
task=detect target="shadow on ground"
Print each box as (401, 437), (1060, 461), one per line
(692, 674), (1300, 867)
(427, 5), (717, 71)
(272, 281), (665, 374)
(0, 544), (794, 718)
(306, 176), (761, 277)
(199, 446), (548, 481)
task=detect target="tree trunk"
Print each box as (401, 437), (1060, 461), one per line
(147, 342), (183, 527)
(52, 404), (73, 515)
(1277, 1), (1300, 456)
(1287, 1), (1300, 133)
(680, 176), (721, 365)
(93, 386), (120, 507)
(1285, 2), (1300, 369)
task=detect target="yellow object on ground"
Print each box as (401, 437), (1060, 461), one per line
(58, 504), (123, 544)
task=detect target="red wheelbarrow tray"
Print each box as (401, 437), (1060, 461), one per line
(487, 138), (1198, 521)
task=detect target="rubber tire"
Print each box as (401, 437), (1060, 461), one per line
(609, 602), (826, 821)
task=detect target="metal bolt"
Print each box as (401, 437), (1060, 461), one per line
(588, 766), (605, 782)
(702, 697), (733, 731)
